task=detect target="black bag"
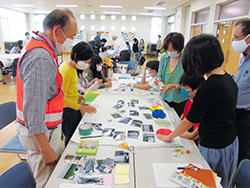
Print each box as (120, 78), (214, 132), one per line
(139, 56), (146, 66)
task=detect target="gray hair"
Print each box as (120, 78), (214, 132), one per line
(43, 9), (74, 30)
(112, 35), (118, 40)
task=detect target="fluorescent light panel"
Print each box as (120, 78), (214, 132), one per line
(100, 5), (122, 8)
(139, 13), (156, 16)
(56, 5), (78, 8)
(144, 7), (166, 10)
(12, 4), (35, 7)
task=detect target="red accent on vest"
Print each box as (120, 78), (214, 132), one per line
(16, 38), (64, 129)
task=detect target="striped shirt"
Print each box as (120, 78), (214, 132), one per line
(18, 32), (59, 134)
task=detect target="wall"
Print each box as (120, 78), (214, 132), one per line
(75, 15), (152, 43)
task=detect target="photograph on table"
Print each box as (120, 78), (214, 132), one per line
(110, 113), (122, 119)
(129, 110), (139, 116)
(102, 128), (115, 137)
(143, 133), (155, 142)
(128, 130), (140, 139)
(113, 131), (126, 141)
(142, 124), (154, 132)
(96, 157), (115, 174)
(143, 113), (153, 119)
(114, 151), (129, 164)
(113, 103), (123, 109)
(130, 119), (143, 127)
(118, 117), (132, 124)
(138, 106), (150, 110)
(82, 122), (103, 131)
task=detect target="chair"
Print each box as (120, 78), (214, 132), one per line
(0, 102), (27, 160)
(233, 159), (250, 187)
(0, 162), (36, 187)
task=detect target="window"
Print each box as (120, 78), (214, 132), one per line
(91, 25), (95, 30)
(100, 15), (106, 20)
(32, 14), (46, 33)
(121, 15), (126, 20)
(111, 26), (116, 31)
(101, 26), (105, 30)
(219, 0), (250, 20)
(131, 16), (136, 21)
(80, 25), (85, 30)
(0, 7), (26, 41)
(194, 9), (210, 24)
(90, 15), (96, 20)
(111, 15), (116, 20)
(168, 14), (175, 33)
(150, 17), (161, 43)
(80, 15), (85, 20)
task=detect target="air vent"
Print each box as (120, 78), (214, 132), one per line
(147, 10), (154, 13)
(154, 1), (166, 6)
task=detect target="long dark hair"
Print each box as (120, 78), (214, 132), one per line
(182, 34), (224, 78)
(89, 55), (102, 79)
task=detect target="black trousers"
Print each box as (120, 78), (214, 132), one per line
(62, 108), (82, 146)
(235, 108), (250, 163)
(164, 100), (187, 117)
(120, 50), (130, 61)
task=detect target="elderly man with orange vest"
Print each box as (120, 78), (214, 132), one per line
(16, 9), (77, 187)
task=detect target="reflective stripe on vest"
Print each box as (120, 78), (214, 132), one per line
(16, 38), (64, 129)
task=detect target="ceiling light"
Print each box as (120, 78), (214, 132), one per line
(56, 5), (78, 8)
(144, 7), (166, 10)
(104, 12), (122, 14)
(12, 4), (35, 7)
(100, 5), (122, 8)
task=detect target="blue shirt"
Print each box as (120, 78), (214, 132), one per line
(235, 53), (250, 110)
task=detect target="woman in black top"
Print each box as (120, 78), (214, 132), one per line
(157, 34), (238, 188)
(132, 38), (139, 53)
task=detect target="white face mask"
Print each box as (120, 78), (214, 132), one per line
(53, 27), (73, 52)
(81, 71), (88, 78)
(96, 65), (102, 72)
(76, 61), (89, 70)
(167, 51), (179, 58)
(232, 34), (250, 53)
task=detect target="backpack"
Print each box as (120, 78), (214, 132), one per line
(139, 56), (146, 66)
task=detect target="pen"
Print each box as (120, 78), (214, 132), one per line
(81, 135), (103, 139)
(177, 167), (200, 171)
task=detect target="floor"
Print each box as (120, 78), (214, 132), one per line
(0, 54), (157, 175)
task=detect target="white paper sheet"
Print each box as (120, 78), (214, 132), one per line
(59, 183), (112, 188)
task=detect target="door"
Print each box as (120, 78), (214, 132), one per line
(192, 25), (202, 37)
(216, 21), (241, 74)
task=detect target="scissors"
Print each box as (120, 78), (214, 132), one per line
(119, 142), (136, 154)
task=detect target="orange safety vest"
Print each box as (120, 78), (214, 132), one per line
(16, 38), (64, 129)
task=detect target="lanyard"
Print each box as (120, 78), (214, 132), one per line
(32, 31), (59, 66)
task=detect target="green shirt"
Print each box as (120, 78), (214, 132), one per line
(87, 69), (109, 89)
(156, 53), (185, 103)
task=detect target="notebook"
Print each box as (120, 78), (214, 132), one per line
(81, 91), (99, 103)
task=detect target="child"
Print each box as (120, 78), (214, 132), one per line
(127, 60), (159, 90)
(87, 54), (112, 88)
(178, 74), (205, 141)
(156, 34), (238, 188)
(59, 42), (97, 146)
(76, 68), (102, 95)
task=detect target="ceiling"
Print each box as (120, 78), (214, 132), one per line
(0, 0), (193, 16)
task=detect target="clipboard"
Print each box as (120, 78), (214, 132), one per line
(81, 91), (99, 103)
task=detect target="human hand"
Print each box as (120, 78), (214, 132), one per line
(127, 83), (131, 87)
(104, 82), (112, 87)
(93, 78), (99, 82)
(180, 131), (194, 139)
(41, 146), (58, 166)
(156, 134), (172, 142)
(80, 105), (97, 114)
(97, 79), (103, 86)
(160, 84), (175, 93)
(154, 79), (161, 86)
(79, 94), (86, 102)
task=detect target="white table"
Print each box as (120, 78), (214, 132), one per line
(46, 84), (211, 188)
